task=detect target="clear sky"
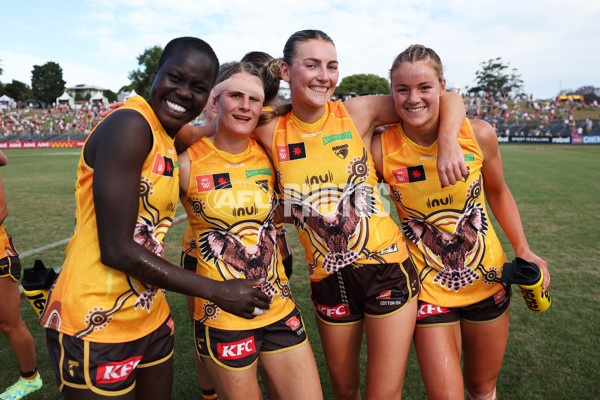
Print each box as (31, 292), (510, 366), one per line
(1, 0), (598, 100)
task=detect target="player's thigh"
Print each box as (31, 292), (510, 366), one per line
(260, 341), (323, 400)
(0, 276), (22, 327)
(461, 309), (510, 391)
(363, 298), (417, 398)
(414, 323), (464, 400)
(135, 356), (174, 400)
(202, 357), (262, 400)
(316, 317), (363, 396)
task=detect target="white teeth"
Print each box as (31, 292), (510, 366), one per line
(407, 107), (425, 113)
(311, 86), (328, 93)
(166, 100), (186, 113)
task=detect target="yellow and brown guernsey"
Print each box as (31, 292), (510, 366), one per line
(273, 101), (407, 282)
(40, 96), (179, 343)
(381, 119), (507, 308)
(183, 137), (295, 331)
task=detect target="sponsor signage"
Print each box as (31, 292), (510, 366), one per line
(391, 165), (426, 184)
(0, 141), (86, 149)
(217, 337), (256, 359)
(276, 142), (306, 162)
(96, 356), (143, 384)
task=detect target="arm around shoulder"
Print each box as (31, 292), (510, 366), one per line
(436, 92), (468, 187)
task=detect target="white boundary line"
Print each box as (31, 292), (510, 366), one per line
(19, 214), (189, 258)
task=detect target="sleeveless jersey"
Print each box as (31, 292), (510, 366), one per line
(182, 137), (295, 330)
(273, 101), (406, 282)
(381, 119), (507, 308)
(181, 223), (197, 260)
(0, 225), (18, 258)
(40, 95), (179, 342)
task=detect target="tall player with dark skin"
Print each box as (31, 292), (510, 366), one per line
(41, 38), (270, 400)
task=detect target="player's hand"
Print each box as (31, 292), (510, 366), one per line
(213, 279), (272, 319)
(437, 135), (468, 187)
(100, 102), (125, 118)
(517, 250), (550, 291)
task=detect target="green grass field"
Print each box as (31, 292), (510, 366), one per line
(0, 145), (598, 399)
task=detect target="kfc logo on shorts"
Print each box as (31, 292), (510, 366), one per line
(96, 355), (143, 384)
(217, 337), (256, 360)
(314, 301), (350, 319)
(417, 303), (449, 320)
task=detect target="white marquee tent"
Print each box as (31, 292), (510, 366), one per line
(90, 91), (108, 106)
(56, 91), (75, 108)
(0, 95), (16, 109)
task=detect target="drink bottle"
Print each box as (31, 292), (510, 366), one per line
(21, 259), (57, 316)
(501, 257), (551, 312)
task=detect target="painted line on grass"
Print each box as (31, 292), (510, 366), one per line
(20, 214), (189, 258)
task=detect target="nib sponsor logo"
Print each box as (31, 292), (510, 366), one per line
(377, 290), (405, 300)
(494, 288), (507, 304)
(391, 165), (426, 184)
(195, 173), (232, 192)
(417, 304), (449, 320)
(277, 142), (306, 162)
(217, 337), (256, 360)
(285, 315), (302, 330)
(96, 356), (143, 384)
(151, 153), (175, 177)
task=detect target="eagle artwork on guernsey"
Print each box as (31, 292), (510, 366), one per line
(187, 180), (291, 323)
(283, 149), (380, 276)
(395, 177), (498, 292)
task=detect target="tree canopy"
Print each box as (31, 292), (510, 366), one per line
(4, 80), (33, 101)
(31, 61), (66, 104)
(128, 45), (162, 99)
(470, 57), (523, 97)
(334, 73), (391, 97)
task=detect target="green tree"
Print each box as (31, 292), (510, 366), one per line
(335, 73), (391, 97)
(470, 57), (523, 97)
(128, 45), (162, 99)
(31, 61), (66, 104)
(75, 92), (91, 102)
(4, 80), (33, 101)
(103, 89), (118, 103)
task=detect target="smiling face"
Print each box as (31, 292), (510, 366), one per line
(281, 39), (338, 121)
(149, 48), (217, 137)
(213, 71), (264, 142)
(391, 59), (446, 139)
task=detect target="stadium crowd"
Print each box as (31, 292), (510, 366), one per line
(1, 92), (599, 142)
(0, 103), (111, 142)
(464, 92), (600, 137)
